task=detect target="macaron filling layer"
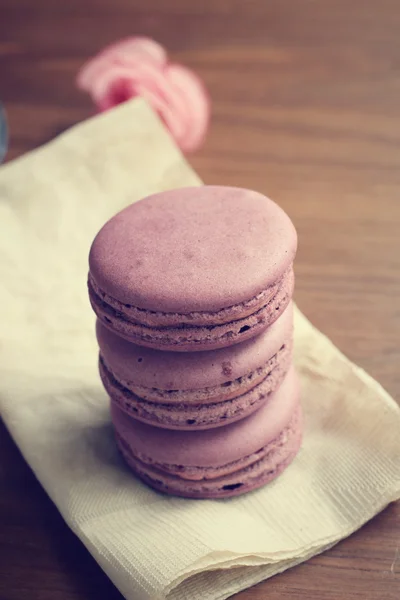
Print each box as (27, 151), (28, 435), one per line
(100, 340), (292, 429)
(89, 266), (294, 350)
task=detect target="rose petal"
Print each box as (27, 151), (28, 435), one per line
(89, 67), (135, 107)
(89, 61), (183, 116)
(135, 83), (187, 142)
(166, 64), (210, 152)
(131, 63), (189, 126)
(88, 61), (164, 107)
(102, 37), (167, 65)
(99, 78), (138, 111)
(77, 37), (166, 91)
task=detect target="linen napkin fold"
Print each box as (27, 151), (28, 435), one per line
(0, 98), (399, 600)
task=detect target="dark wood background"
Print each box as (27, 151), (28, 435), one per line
(1, 1), (399, 598)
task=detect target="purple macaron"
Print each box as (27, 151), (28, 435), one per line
(97, 302), (294, 430)
(88, 186), (297, 351)
(112, 366), (302, 499)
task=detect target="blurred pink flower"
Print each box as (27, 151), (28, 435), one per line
(77, 37), (210, 153)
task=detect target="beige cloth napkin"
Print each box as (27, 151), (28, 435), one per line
(1, 98), (399, 600)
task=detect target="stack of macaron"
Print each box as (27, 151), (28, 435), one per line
(88, 186), (301, 498)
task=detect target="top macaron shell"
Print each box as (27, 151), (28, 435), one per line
(89, 186), (297, 314)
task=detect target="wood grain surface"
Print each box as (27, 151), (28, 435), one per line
(1, 1), (399, 598)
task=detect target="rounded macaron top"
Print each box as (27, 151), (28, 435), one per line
(111, 365), (300, 467)
(96, 301), (293, 390)
(89, 186), (297, 313)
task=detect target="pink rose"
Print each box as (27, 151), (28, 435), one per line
(77, 37), (210, 153)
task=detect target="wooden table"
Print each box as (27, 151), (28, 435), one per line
(1, 1), (399, 598)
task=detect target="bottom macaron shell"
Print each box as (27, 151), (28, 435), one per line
(100, 340), (292, 430)
(115, 403), (302, 499)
